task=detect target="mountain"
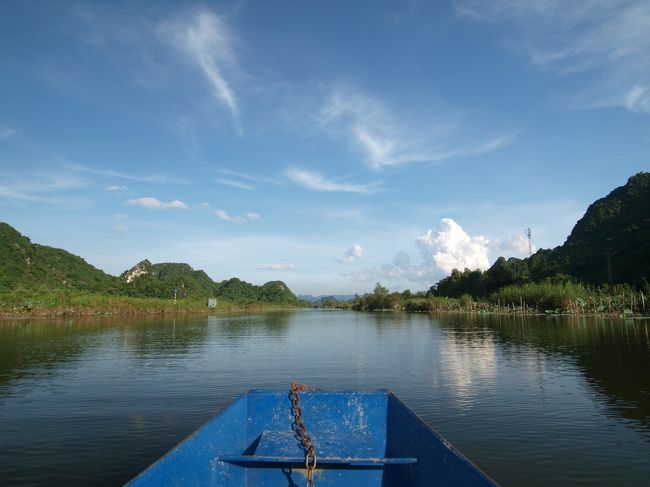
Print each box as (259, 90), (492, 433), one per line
(120, 262), (299, 303)
(0, 223), (300, 304)
(0, 222), (117, 293)
(516, 172), (650, 287)
(552, 171), (650, 285)
(120, 260), (219, 299)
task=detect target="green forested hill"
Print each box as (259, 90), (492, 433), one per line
(121, 262), (299, 304)
(0, 223), (300, 305)
(555, 171), (650, 285)
(0, 222), (117, 293)
(523, 171), (650, 287)
(120, 260), (220, 299)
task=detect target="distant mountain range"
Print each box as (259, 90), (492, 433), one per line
(299, 294), (356, 304)
(0, 223), (299, 304)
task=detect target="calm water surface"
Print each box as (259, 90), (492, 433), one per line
(1, 311), (649, 486)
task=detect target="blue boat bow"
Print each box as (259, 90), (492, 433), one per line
(127, 389), (498, 486)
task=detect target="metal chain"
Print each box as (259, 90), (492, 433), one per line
(290, 382), (317, 487)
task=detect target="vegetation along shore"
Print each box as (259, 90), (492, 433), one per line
(1, 172), (648, 318)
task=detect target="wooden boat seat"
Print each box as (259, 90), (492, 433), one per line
(218, 430), (417, 466)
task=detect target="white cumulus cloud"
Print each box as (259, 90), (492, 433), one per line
(416, 218), (490, 274)
(346, 218), (491, 286)
(126, 197), (188, 209)
(340, 243), (364, 263)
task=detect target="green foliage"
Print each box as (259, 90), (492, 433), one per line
(345, 281), (647, 315)
(0, 223), (301, 310)
(0, 286), (293, 316)
(0, 223), (117, 294)
(490, 280), (589, 311)
(120, 261), (220, 299)
(260, 281), (300, 304)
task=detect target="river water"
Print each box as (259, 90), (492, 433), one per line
(0, 310), (649, 486)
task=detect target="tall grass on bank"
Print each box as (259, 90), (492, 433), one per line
(0, 288), (293, 317)
(489, 282), (645, 314)
(350, 281), (648, 315)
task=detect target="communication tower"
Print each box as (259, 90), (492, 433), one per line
(525, 228), (532, 257)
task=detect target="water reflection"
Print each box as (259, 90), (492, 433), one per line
(436, 328), (497, 410)
(0, 317), (119, 389)
(439, 313), (650, 431)
(1, 311), (649, 487)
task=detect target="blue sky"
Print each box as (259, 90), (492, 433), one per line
(1, 1), (649, 295)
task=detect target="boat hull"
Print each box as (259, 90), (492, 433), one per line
(127, 389), (497, 486)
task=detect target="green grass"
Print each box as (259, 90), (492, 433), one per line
(0, 288), (298, 317)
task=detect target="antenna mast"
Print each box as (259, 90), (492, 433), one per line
(525, 228), (532, 257)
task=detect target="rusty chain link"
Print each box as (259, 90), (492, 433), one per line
(290, 382), (317, 487)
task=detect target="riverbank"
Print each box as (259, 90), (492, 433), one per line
(339, 281), (649, 317)
(0, 291), (299, 319)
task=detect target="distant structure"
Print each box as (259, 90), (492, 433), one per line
(525, 228), (532, 257)
(207, 298), (217, 308)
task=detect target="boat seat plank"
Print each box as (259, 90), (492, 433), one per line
(217, 430), (416, 466)
(216, 454), (417, 466)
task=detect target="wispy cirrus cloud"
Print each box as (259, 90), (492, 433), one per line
(284, 167), (380, 194)
(218, 169), (284, 186)
(68, 162), (188, 184)
(319, 88), (517, 170)
(106, 184), (128, 192)
(163, 9), (241, 131)
(257, 263), (295, 271)
(0, 172), (89, 206)
(214, 209), (260, 223)
(455, 0), (650, 113)
(0, 186), (41, 202)
(0, 184), (92, 209)
(0, 122), (18, 140)
(217, 178), (253, 190)
(126, 197), (188, 209)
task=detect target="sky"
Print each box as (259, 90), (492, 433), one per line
(1, 1), (649, 295)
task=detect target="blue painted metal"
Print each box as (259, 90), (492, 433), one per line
(127, 389), (499, 486)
